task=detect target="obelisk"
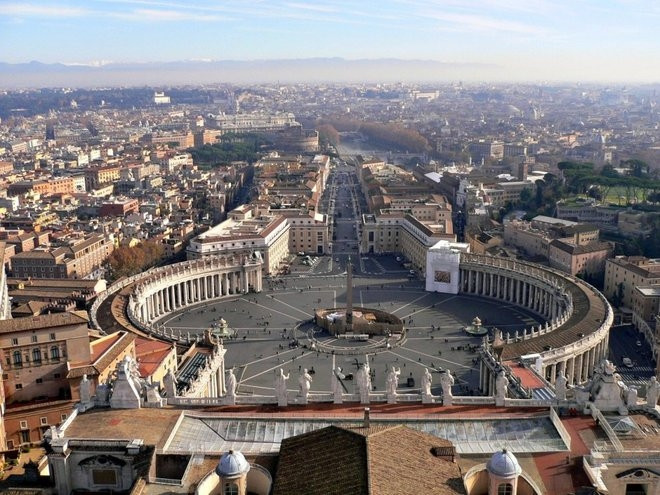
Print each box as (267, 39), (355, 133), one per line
(346, 256), (353, 330)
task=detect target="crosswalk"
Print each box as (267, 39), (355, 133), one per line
(616, 365), (655, 388)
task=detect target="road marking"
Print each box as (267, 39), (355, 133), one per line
(240, 350), (312, 383)
(237, 298), (300, 321)
(262, 295), (315, 318)
(391, 292), (431, 315)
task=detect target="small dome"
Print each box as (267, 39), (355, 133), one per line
(215, 450), (250, 478)
(487, 448), (522, 478)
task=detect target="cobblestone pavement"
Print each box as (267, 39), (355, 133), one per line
(160, 268), (543, 397)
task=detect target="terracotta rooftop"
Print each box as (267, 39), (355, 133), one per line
(273, 424), (465, 495)
(0, 310), (88, 334)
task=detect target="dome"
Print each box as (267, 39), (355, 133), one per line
(215, 450), (250, 478)
(487, 448), (522, 478)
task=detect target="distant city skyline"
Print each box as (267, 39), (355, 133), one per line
(1, 0), (659, 83)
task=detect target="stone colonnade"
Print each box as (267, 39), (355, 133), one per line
(461, 254), (613, 388)
(127, 255), (263, 332)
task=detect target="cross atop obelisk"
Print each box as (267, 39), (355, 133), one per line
(346, 256), (353, 328)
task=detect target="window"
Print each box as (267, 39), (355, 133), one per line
(224, 482), (239, 495)
(11, 338), (18, 346)
(50, 333), (56, 341)
(13, 351), (22, 366)
(61, 413), (68, 421)
(15, 383), (22, 390)
(32, 348), (42, 363)
(31, 335), (38, 343)
(498, 484), (513, 495)
(92, 469), (117, 485)
(19, 420), (28, 429)
(50, 347), (60, 360)
(40, 417), (48, 426)
(20, 430), (30, 444)
(54, 373), (61, 379)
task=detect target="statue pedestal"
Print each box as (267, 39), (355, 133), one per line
(77, 401), (94, 413)
(277, 397), (288, 407)
(333, 394), (343, 405)
(495, 397), (505, 407)
(387, 393), (397, 404)
(297, 396), (308, 405)
(442, 395), (453, 406)
(422, 394), (434, 404)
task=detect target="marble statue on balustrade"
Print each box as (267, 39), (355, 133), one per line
(95, 379), (111, 406)
(110, 356), (142, 409)
(357, 362), (371, 404)
(226, 369), (237, 405)
(626, 386), (638, 408)
(646, 377), (660, 410)
(440, 370), (455, 406)
(145, 381), (164, 407)
(495, 370), (509, 406)
(386, 366), (400, 403)
(274, 368), (290, 407)
(555, 372), (568, 401)
(164, 369), (177, 398)
(298, 368), (313, 404)
(421, 368), (433, 403)
(78, 374), (93, 412)
(574, 359), (629, 414)
(332, 367), (344, 404)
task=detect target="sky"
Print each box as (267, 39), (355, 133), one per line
(1, 0), (659, 82)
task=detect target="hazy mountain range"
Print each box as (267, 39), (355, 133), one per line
(0, 58), (503, 88)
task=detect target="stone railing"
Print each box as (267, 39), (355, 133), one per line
(91, 253), (261, 336)
(459, 253), (573, 342)
(461, 253), (613, 364)
(481, 345), (532, 399)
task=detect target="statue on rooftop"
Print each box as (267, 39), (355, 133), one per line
(298, 368), (313, 402)
(495, 370), (509, 401)
(647, 377), (660, 410)
(440, 369), (454, 405)
(80, 374), (92, 405)
(555, 372), (568, 401)
(357, 362), (371, 404)
(274, 368), (289, 407)
(332, 367), (344, 404)
(226, 368), (237, 403)
(421, 368), (433, 399)
(386, 366), (400, 401)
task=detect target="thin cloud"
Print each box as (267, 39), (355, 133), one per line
(423, 11), (552, 36)
(284, 2), (337, 13)
(0, 3), (89, 17)
(121, 8), (233, 21)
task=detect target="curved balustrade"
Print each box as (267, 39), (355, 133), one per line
(462, 253), (613, 387)
(91, 254), (264, 341)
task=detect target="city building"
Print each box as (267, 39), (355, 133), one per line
(10, 233), (114, 279)
(187, 205), (289, 275)
(604, 257), (660, 309)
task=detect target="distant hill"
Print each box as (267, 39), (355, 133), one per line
(0, 58), (501, 88)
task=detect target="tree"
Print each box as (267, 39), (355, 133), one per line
(105, 240), (165, 281)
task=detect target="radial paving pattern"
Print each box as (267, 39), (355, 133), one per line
(160, 274), (543, 397)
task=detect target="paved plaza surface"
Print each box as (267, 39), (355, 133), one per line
(160, 267), (544, 398)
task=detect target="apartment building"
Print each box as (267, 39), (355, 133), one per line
(11, 233), (114, 279)
(280, 210), (329, 255)
(187, 205), (289, 275)
(0, 312), (89, 447)
(362, 213), (455, 274)
(547, 240), (612, 277)
(604, 257), (660, 309)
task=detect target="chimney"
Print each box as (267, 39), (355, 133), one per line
(363, 407), (370, 428)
